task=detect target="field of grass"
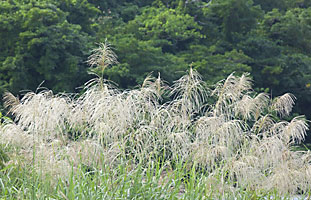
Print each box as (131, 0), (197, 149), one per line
(1, 157), (302, 199)
(0, 45), (311, 199)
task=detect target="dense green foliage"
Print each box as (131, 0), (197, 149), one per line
(0, 159), (300, 199)
(0, 0), (95, 93)
(1, 0), (311, 137)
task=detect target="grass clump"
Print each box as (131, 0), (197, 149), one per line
(0, 44), (310, 199)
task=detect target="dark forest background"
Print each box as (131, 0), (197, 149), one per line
(1, 0), (311, 141)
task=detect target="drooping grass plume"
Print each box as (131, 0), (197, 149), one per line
(87, 40), (119, 75)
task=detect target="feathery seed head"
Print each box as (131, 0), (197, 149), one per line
(87, 40), (118, 72)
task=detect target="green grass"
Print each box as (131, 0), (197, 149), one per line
(1, 155), (303, 200)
